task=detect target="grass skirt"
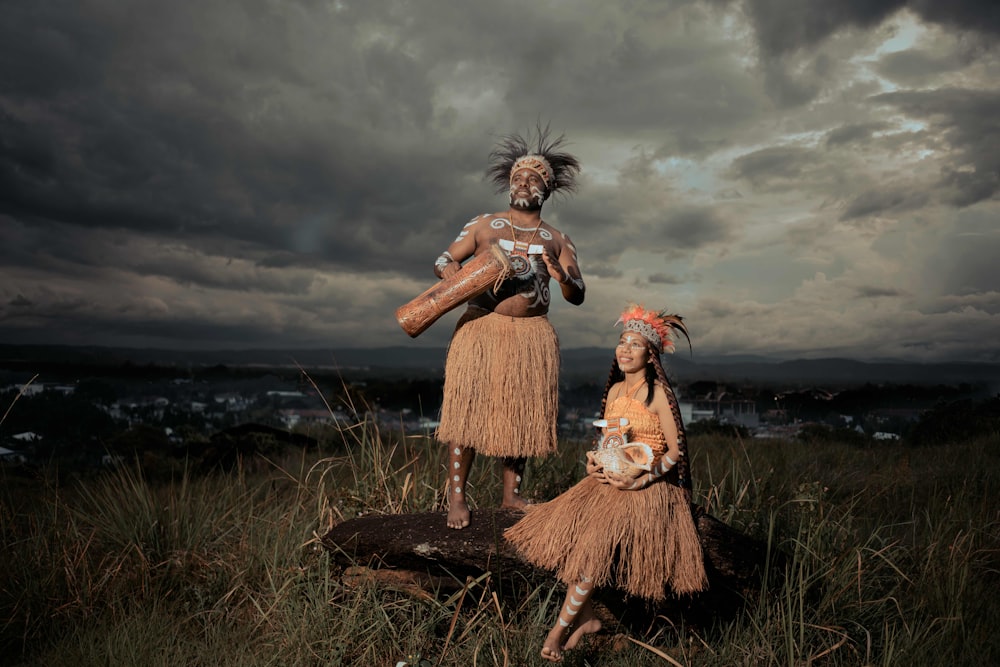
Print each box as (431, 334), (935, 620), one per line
(504, 477), (707, 600)
(437, 308), (559, 458)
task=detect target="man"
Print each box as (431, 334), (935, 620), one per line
(434, 128), (585, 529)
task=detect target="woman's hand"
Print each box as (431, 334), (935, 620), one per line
(585, 453), (608, 482)
(605, 469), (650, 491)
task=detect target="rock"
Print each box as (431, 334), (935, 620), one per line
(320, 505), (778, 629)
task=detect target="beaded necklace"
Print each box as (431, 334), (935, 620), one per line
(618, 376), (647, 402)
(506, 211), (541, 278)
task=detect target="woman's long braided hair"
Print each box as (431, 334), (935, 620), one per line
(599, 346), (692, 492)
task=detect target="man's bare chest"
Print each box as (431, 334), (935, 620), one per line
(478, 217), (558, 257)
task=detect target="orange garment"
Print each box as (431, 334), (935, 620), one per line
(605, 391), (667, 460)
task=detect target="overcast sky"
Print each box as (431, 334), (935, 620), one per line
(1, 0), (998, 362)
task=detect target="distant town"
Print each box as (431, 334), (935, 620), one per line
(2, 346), (993, 474)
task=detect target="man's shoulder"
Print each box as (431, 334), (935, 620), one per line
(465, 212), (510, 226)
(540, 220), (570, 239)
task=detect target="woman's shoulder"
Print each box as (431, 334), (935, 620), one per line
(648, 382), (674, 409)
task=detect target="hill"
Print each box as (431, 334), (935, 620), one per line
(1, 344), (999, 389)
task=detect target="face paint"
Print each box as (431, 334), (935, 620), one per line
(509, 168), (548, 210)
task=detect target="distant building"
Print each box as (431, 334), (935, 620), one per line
(417, 417), (440, 430)
(869, 408), (925, 423)
(267, 390), (306, 399)
(0, 446), (27, 464)
(214, 392), (251, 411)
(278, 408), (338, 429)
(689, 391), (759, 428)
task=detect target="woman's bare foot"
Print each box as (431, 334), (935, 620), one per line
(563, 618), (601, 651)
(540, 626), (565, 662)
(446, 498), (470, 529)
(562, 599), (601, 652)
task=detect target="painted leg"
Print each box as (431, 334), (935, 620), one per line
(541, 577), (600, 662)
(446, 445), (475, 529)
(500, 456), (528, 510)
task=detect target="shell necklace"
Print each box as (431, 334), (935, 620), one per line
(506, 212), (541, 277)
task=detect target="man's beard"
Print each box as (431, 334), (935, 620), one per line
(510, 185), (546, 210)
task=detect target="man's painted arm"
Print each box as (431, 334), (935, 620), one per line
(434, 216), (481, 279)
(544, 232), (585, 305)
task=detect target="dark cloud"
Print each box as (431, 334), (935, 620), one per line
(9, 295), (33, 308)
(871, 88), (1000, 207)
(855, 285), (907, 298)
(648, 273), (685, 285)
(758, 54), (825, 107)
(0, 0), (508, 285)
(914, 0), (1000, 36)
(825, 122), (890, 147)
(714, 188), (744, 200)
(874, 48), (967, 86)
(658, 208), (734, 250)
(742, 0), (901, 57)
(923, 211), (1000, 297)
(742, 0), (1000, 57)
(583, 263), (624, 280)
(840, 186), (930, 220)
(727, 146), (817, 190)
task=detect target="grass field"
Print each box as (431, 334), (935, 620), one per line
(2, 411), (998, 666)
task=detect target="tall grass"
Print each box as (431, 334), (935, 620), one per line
(1, 405), (998, 665)
(690, 434), (999, 666)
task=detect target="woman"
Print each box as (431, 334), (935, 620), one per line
(504, 304), (707, 662)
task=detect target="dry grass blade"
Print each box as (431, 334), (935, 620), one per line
(1, 373), (38, 426)
(437, 575), (473, 666)
(808, 634), (848, 662)
(626, 636), (685, 666)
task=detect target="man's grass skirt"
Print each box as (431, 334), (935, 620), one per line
(437, 308), (559, 458)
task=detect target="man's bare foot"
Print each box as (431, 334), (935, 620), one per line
(500, 495), (529, 511)
(540, 626), (565, 662)
(446, 499), (470, 529)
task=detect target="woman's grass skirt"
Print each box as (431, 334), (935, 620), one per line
(437, 308), (559, 458)
(504, 477), (708, 600)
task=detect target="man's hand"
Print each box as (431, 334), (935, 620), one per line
(541, 248), (568, 284)
(440, 261), (460, 280)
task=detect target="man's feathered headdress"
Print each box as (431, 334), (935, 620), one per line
(486, 124), (581, 195)
(616, 304), (691, 355)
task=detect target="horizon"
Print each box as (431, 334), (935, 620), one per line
(2, 340), (998, 368)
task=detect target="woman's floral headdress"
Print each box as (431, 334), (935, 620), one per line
(616, 303), (691, 354)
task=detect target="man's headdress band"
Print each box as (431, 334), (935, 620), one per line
(510, 154), (554, 188)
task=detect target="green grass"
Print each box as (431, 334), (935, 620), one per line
(1, 415), (998, 666)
